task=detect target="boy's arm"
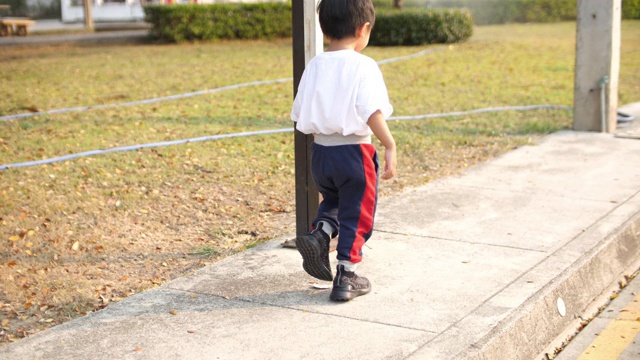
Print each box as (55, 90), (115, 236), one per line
(368, 110), (397, 180)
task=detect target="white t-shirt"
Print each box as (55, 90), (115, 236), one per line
(291, 50), (393, 138)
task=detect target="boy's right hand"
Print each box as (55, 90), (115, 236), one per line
(381, 147), (397, 180)
(367, 110), (397, 180)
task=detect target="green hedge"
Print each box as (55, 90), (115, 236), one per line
(370, 8), (473, 45)
(144, 3), (292, 43)
(622, 0), (640, 19)
(0, 0), (60, 18)
(427, 0), (575, 24)
(425, 0), (640, 24)
(145, 3), (473, 45)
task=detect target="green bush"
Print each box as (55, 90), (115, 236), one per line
(0, 0), (60, 18)
(622, 0), (640, 19)
(370, 8), (473, 46)
(428, 0), (575, 24)
(427, 0), (640, 24)
(145, 3), (473, 45)
(144, 3), (292, 43)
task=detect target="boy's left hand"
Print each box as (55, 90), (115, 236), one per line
(381, 147), (397, 180)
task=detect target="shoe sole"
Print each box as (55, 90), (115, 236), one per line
(330, 286), (371, 301)
(296, 234), (333, 281)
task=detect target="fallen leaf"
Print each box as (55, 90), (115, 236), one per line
(71, 241), (79, 251)
(133, 347), (143, 352)
(311, 283), (330, 289)
(9, 236), (19, 242)
(187, 330), (196, 334)
(169, 310), (177, 315)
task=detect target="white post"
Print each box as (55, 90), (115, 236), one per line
(573, 0), (621, 133)
(304, 0), (323, 64)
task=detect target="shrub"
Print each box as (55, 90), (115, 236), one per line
(146, 3), (473, 45)
(370, 8), (473, 46)
(622, 0), (640, 19)
(426, 0), (640, 24)
(427, 0), (575, 25)
(144, 3), (292, 43)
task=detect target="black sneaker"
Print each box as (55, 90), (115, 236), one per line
(330, 265), (371, 301)
(296, 224), (332, 281)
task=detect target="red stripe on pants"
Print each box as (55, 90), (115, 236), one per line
(350, 144), (377, 262)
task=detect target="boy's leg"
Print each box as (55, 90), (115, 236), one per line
(330, 144), (378, 301)
(335, 144), (379, 265)
(295, 143), (338, 282)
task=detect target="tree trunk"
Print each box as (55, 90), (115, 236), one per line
(83, 0), (94, 31)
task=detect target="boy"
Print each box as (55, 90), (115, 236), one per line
(291, 0), (397, 301)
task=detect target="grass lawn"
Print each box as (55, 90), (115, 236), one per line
(1, 21), (639, 344)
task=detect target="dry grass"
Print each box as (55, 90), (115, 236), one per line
(1, 21), (639, 345)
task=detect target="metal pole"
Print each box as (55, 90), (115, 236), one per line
(292, 0), (322, 237)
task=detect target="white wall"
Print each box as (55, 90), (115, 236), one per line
(61, 0), (145, 22)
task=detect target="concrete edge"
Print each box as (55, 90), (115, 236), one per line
(461, 192), (640, 360)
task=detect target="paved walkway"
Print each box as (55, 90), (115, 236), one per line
(1, 101), (640, 359)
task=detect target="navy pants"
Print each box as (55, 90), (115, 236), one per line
(310, 142), (379, 263)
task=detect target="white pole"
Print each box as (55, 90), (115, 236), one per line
(303, 0), (323, 64)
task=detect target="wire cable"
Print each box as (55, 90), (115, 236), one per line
(0, 78), (293, 122)
(1, 105), (571, 171)
(0, 47), (446, 122)
(387, 105), (572, 122)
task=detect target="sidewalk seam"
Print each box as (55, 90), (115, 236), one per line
(375, 229), (547, 253)
(163, 285), (439, 334)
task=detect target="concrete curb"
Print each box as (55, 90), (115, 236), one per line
(465, 192), (640, 359)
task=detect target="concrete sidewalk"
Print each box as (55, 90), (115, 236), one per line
(2, 122), (640, 359)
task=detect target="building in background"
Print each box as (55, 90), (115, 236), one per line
(61, 0), (145, 23)
(61, 0), (284, 23)
(0, 0), (283, 23)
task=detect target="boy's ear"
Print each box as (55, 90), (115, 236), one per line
(357, 22), (372, 37)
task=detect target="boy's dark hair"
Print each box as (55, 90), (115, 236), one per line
(317, 0), (376, 40)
